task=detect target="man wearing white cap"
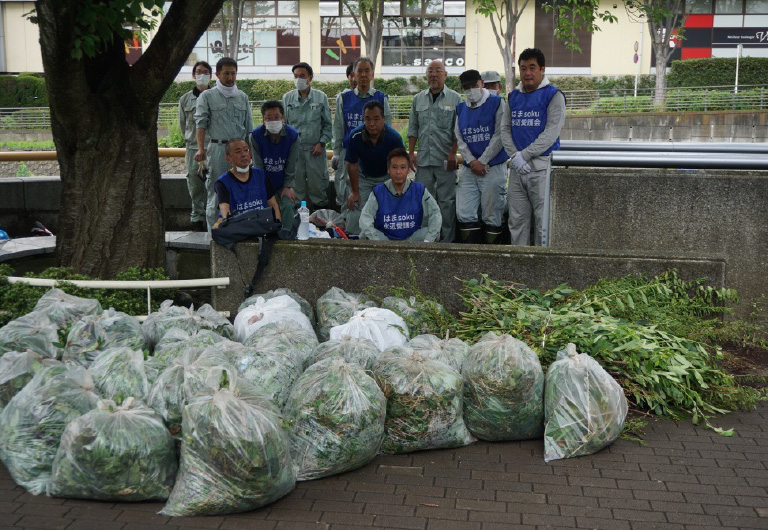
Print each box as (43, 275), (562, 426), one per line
(481, 70), (503, 97)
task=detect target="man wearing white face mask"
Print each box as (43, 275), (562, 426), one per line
(179, 60), (212, 231)
(250, 100), (299, 225)
(282, 62), (333, 211)
(195, 57), (253, 230)
(454, 69), (509, 244)
(213, 139), (281, 226)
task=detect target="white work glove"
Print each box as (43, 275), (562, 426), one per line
(331, 155), (340, 171)
(512, 152), (531, 175)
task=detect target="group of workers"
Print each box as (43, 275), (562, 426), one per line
(179, 48), (564, 245)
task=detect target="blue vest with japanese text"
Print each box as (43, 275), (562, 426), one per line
(250, 125), (299, 189)
(341, 89), (388, 148)
(216, 168), (269, 217)
(457, 95), (509, 167)
(507, 84), (562, 156)
(373, 181), (425, 241)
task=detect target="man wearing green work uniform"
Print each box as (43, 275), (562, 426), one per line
(194, 57), (253, 230)
(407, 59), (461, 243)
(178, 60), (211, 231)
(283, 62), (333, 210)
(333, 56), (392, 234)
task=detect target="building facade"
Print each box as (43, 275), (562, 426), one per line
(1, 0), (766, 80)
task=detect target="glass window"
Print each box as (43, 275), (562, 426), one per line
(685, 0), (713, 13)
(384, 2), (401, 15)
(746, 0), (768, 13)
(319, 1), (339, 16)
(187, 1), (300, 67)
(715, 0), (742, 13)
(321, 6), (362, 67)
(382, 1), (465, 67)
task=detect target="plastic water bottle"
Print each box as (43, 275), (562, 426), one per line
(297, 201), (310, 240)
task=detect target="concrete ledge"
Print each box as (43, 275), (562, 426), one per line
(0, 236), (56, 262)
(211, 239), (726, 316)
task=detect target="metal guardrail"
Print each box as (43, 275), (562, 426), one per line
(3, 84), (766, 131)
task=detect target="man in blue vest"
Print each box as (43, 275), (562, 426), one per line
(455, 69), (510, 244)
(360, 148), (441, 242)
(329, 62), (358, 210)
(250, 100), (299, 225)
(333, 56), (391, 233)
(503, 48), (565, 246)
(345, 100), (405, 236)
(213, 139), (281, 225)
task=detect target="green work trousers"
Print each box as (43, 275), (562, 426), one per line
(184, 148), (207, 224)
(415, 165), (458, 243)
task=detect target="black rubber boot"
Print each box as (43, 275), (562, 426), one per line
(458, 221), (482, 244)
(484, 224), (504, 244)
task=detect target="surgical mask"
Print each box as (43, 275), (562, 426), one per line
(294, 78), (309, 91)
(264, 120), (283, 134)
(195, 74), (210, 87)
(235, 165), (250, 173)
(465, 88), (483, 104)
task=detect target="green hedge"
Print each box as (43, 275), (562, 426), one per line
(668, 57), (768, 88)
(0, 73), (49, 107)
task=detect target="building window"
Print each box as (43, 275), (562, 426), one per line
(533, 1), (591, 68)
(320, 1), (362, 66)
(685, 0), (713, 13)
(381, 0), (466, 67)
(188, 1), (300, 67)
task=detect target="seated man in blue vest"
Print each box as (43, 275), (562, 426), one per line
(345, 99), (405, 236)
(213, 138), (281, 226)
(359, 148), (442, 242)
(502, 48), (565, 246)
(250, 99), (299, 224)
(455, 69), (509, 244)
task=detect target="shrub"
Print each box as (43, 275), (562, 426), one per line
(668, 57), (768, 88)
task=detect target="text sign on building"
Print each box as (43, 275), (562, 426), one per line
(712, 28), (768, 46)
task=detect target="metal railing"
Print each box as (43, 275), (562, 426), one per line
(3, 84), (766, 131)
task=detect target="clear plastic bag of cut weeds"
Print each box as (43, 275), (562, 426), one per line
(373, 347), (474, 454)
(195, 304), (235, 339)
(0, 351), (61, 412)
(462, 332), (544, 441)
(408, 334), (470, 373)
(381, 296), (447, 336)
(0, 364), (99, 495)
(89, 347), (149, 405)
(161, 367), (297, 516)
(33, 288), (102, 327)
(142, 301), (202, 349)
(232, 344), (302, 411)
(330, 307), (409, 351)
(286, 358), (386, 480)
(240, 288), (315, 324)
(316, 287), (376, 341)
(244, 321), (319, 370)
(146, 349), (203, 435)
(310, 336), (381, 371)
(0, 311), (61, 359)
(48, 397), (177, 501)
(148, 328), (227, 371)
(544, 343), (628, 462)
(63, 310), (145, 367)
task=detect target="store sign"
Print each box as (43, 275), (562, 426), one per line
(712, 28), (768, 46)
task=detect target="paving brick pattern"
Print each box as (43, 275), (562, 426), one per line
(1, 403), (766, 530)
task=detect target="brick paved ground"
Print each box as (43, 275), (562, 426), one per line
(1, 402), (766, 530)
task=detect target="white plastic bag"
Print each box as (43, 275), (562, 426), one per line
(330, 307), (409, 351)
(234, 295), (314, 343)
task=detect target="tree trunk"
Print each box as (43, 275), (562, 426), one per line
(36, 0), (226, 278)
(654, 50), (668, 107)
(51, 96), (165, 277)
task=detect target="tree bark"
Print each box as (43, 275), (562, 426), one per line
(36, 0), (225, 277)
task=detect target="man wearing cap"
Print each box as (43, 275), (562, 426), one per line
(330, 63), (359, 212)
(454, 69), (509, 244)
(481, 70), (503, 96)
(502, 48), (565, 246)
(283, 62), (333, 211)
(195, 57), (253, 230)
(333, 56), (392, 233)
(407, 59), (461, 243)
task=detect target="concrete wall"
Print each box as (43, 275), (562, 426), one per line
(549, 167), (768, 319)
(210, 239), (726, 317)
(561, 111), (768, 142)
